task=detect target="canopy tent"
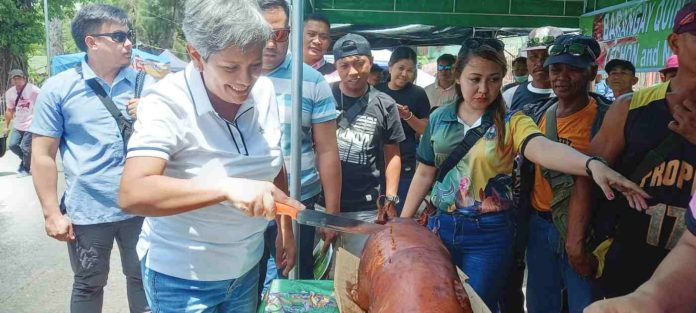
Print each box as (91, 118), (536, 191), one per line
(50, 48), (169, 76)
(306, 0), (605, 48)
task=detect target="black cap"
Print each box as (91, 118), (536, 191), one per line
(333, 34), (371, 61)
(605, 59), (636, 74)
(544, 34), (601, 69)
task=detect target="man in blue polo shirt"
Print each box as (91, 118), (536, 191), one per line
(30, 4), (150, 312)
(258, 0), (341, 282)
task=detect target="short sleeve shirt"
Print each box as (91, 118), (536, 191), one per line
(375, 82), (430, 174)
(266, 56), (337, 200)
(331, 83), (406, 212)
(30, 60), (149, 225)
(127, 63), (283, 281)
(5, 83), (40, 131)
(418, 103), (541, 213)
(425, 81), (457, 109)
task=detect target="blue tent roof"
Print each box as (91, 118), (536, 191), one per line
(51, 49), (169, 76)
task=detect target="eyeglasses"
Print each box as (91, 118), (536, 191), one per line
(462, 37), (505, 52)
(90, 30), (133, 43)
(548, 43), (597, 60)
(437, 64), (453, 71)
(527, 35), (556, 47)
(271, 28), (290, 43)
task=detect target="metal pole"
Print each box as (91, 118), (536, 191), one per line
(289, 0), (304, 280)
(43, 0), (51, 76)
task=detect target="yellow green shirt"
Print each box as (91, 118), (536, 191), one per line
(418, 104), (541, 213)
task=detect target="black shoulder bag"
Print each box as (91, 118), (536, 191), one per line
(84, 71), (146, 151)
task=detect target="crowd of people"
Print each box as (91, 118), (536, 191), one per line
(2, 0), (695, 312)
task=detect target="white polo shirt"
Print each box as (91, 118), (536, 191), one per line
(127, 62), (282, 281)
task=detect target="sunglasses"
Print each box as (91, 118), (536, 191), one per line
(271, 28), (291, 43)
(437, 64), (453, 71)
(527, 35), (556, 47)
(548, 43), (597, 60)
(90, 30), (133, 43)
(462, 37), (505, 52)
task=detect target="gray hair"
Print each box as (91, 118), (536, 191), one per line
(71, 4), (130, 52)
(183, 0), (272, 60)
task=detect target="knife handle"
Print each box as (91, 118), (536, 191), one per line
(275, 202), (298, 219)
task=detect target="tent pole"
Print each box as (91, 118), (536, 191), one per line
(289, 0), (304, 280)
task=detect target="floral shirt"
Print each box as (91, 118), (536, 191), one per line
(418, 103), (541, 214)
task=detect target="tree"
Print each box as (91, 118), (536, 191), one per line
(0, 0), (72, 110)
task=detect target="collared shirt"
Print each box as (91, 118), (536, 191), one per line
(266, 55), (337, 201)
(5, 83), (40, 131)
(418, 103), (541, 214)
(30, 59), (148, 225)
(503, 82), (555, 111)
(127, 63), (282, 281)
(424, 81), (457, 109)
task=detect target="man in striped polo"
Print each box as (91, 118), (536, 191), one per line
(258, 0), (342, 284)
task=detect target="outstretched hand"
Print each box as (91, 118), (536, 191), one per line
(588, 160), (650, 210)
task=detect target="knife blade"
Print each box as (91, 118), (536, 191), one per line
(275, 202), (387, 234)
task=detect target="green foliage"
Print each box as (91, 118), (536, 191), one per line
(0, 0), (74, 58)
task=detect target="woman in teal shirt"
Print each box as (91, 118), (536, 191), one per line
(400, 38), (649, 310)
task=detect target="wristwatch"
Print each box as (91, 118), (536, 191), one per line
(385, 194), (400, 204)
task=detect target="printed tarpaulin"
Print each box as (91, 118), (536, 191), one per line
(258, 279), (338, 313)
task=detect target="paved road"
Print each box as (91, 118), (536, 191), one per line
(0, 153), (130, 312)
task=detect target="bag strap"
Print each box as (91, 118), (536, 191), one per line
(85, 79), (133, 127)
(13, 84), (27, 108)
(436, 108), (495, 182)
(629, 132), (681, 183)
(134, 71), (146, 98)
(544, 103), (559, 142)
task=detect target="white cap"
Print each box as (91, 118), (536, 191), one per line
(524, 26), (564, 51)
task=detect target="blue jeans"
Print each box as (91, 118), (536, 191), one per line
(427, 211), (514, 311)
(259, 196), (318, 295)
(526, 212), (602, 313)
(141, 260), (259, 313)
(8, 128), (31, 172)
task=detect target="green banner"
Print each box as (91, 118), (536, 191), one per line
(580, 0), (688, 72)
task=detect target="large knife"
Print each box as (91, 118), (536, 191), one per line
(275, 202), (386, 234)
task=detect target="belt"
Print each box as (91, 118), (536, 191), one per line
(534, 209), (552, 222)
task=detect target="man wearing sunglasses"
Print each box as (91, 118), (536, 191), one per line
(257, 0), (342, 286)
(503, 26), (563, 111)
(424, 53), (457, 110)
(30, 4), (150, 312)
(518, 34), (609, 313)
(573, 2), (696, 302)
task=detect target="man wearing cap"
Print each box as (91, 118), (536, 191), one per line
(257, 0), (341, 284)
(4, 69), (40, 177)
(605, 59), (638, 99)
(503, 26), (562, 111)
(518, 34), (609, 313)
(424, 53), (457, 109)
(569, 1), (696, 299)
(660, 55), (679, 82)
(329, 33), (405, 255)
(500, 26), (563, 313)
